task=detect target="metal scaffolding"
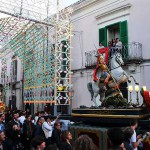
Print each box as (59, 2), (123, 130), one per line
(0, 0), (73, 105)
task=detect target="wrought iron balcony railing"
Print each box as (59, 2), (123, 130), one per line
(85, 42), (142, 68)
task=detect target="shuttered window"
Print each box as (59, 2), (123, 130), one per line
(99, 27), (107, 47)
(99, 20), (128, 57)
(120, 20), (128, 45)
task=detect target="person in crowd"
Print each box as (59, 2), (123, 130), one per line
(107, 127), (124, 150)
(123, 127), (134, 150)
(42, 116), (53, 146)
(34, 117), (45, 138)
(109, 38), (117, 57)
(130, 119), (143, 150)
(34, 112), (42, 125)
(5, 111), (12, 125)
(115, 38), (122, 53)
(22, 115), (35, 150)
(40, 111), (45, 117)
(42, 115), (60, 146)
(5, 111), (23, 150)
(143, 132), (150, 149)
(45, 115), (60, 128)
(51, 122), (62, 148)
(108, 41), (112, 48)
(0, 131), (7, 150)
(59, 130), (72, 150)
(99, 42), (104, 49)
(31, 136), (46, 150)
(18, 111), (26, 125)
(0, 113), (5, 125)
(0, 114), (5, 132)
(44, 111), (48, 116)
(112, 39), (116, 47)
(74, 134), (97, 150)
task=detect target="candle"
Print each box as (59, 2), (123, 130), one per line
(135, 85), (139, 92)
(128, 85), (133, 92)
(143, 86), (147, 91)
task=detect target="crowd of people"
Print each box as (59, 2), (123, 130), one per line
(0, 109), (98, 150)
(99, 38), (123, 57)
(107, 119), (150, 150)
(107, 38), (122, 50)
(0, 109), (149, 150)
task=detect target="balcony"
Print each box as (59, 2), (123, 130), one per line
(85, 42), (143, 68)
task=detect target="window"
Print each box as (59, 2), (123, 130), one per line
(12, 56), (17, 82)
(99, 20), (128, 46)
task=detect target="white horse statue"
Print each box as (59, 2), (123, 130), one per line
(87, 52), (138, 107)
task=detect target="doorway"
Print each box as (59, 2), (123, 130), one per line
(107, 23), (120, 46)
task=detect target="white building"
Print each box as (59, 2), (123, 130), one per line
(0, 0), (150, 112)
(71, 0), (150, 108)
(0, 53), (23, 110)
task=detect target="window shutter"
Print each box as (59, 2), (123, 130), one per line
(120, 21), (128, 58)
(120, 20), (128, 45)
(99, 27), (107, 47)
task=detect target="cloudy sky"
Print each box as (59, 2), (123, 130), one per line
(0, 0), (80, 18)
(63, 0), (79, 7)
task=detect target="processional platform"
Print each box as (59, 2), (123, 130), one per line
(72, 107), (150, 126)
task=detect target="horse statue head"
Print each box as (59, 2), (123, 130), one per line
(110, 52), (124, 70)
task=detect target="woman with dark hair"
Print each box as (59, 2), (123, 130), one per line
(22, 115), (35, 150)
(51, 122), (61, 147)
(107, 127), (124, 150)
(74, 135), (97, 150)
(31, 136), (46, 150)
(0, 131), (6, 150)
(59, 130), (72, 150)
(112, 39), (116, 47)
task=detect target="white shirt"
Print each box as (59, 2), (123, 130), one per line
(51, 120), (55, 127)
(99, 46), (104, 49)
(42, 121), (53, 139)
(115, 41), (122, 49)
(130, 130), (137, 150)
(34, 116), (39, 125)
(18, 116), (25, 125)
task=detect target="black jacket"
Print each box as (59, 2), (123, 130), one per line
(5, 119), (22, 141)
(23, 120), (35, 139)
(34, 123), (45, 138)
(51, 128), (61, 147)
(59, 141), (72, 150)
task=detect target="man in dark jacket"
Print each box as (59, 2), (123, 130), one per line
(22, 115), (35, 150)
(34, 117), (45, 138)
(5, 111), (23, 150)
(51, 122), (62, 147)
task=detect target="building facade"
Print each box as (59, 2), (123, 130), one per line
(1, 0), (150, 112)
(71, 0), (150, 108)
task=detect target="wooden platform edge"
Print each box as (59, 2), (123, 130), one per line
(71, 113), (150, 119)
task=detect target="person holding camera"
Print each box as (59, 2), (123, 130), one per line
(130, 119), (143, 150)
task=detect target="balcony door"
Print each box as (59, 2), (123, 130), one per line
(99, 20), (128, 47)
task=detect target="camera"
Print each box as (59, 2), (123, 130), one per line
(142, 133), (147, 139)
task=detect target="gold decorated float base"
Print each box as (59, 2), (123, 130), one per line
(72, 107), (150, 125)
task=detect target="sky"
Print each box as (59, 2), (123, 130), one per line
(0, 0), (80, 19)
(62, 0), (80, 7)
